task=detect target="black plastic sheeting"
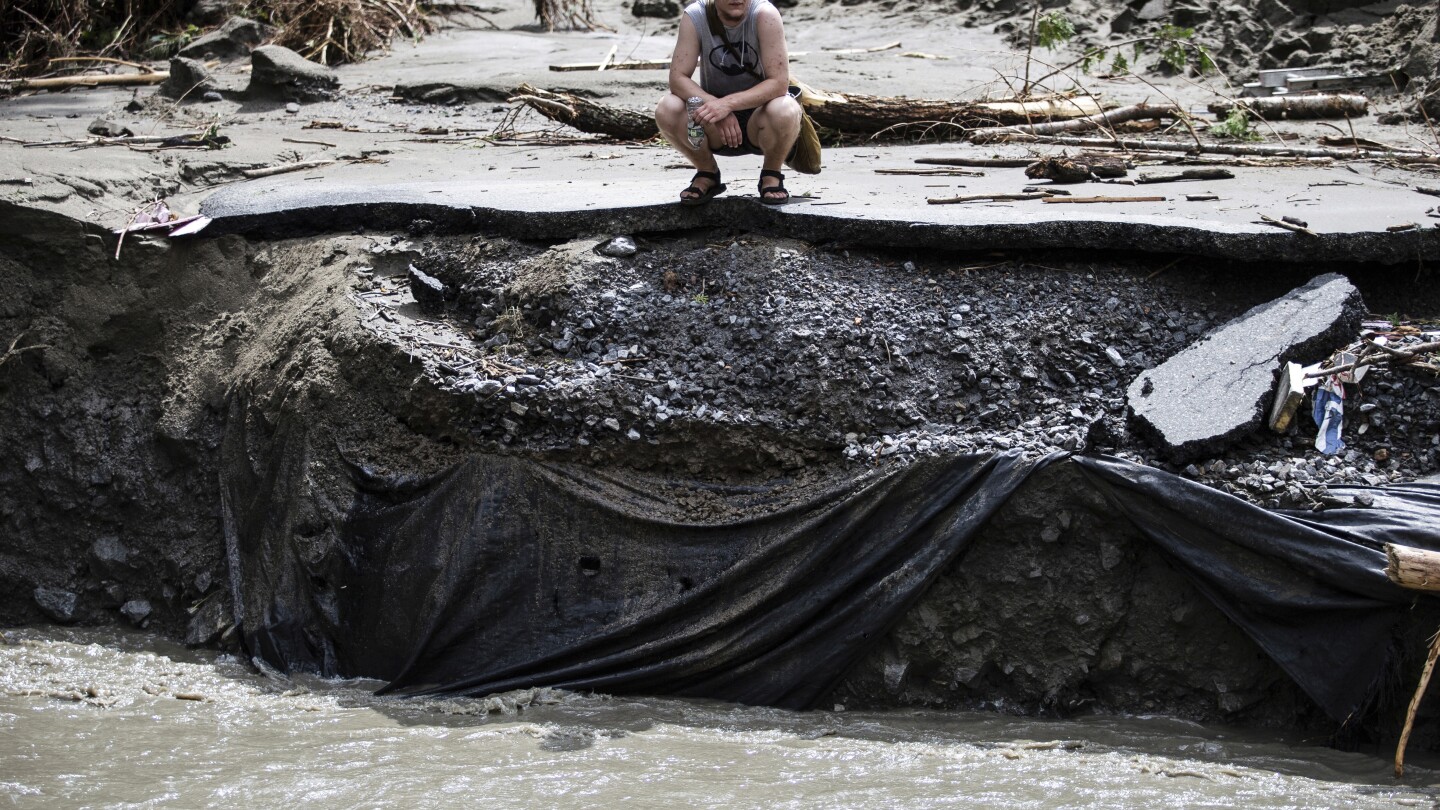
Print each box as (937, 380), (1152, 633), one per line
(221, 418), (1440, 721)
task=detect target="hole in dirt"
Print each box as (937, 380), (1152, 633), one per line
(579, 556), (602, 576)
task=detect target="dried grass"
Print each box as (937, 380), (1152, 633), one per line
(1, 0), (429, 80)
(253, 0), (431, 66)
(533, 0), (606, 33)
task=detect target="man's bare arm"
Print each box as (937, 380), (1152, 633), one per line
(667, 15), (708, 101)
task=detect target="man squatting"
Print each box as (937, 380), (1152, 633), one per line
(656, 0), (803, 205)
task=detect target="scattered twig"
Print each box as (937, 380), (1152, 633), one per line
(241, 159), (337, 179)
(1258, 213), (1318, 236)
(1042, 195), (1165, 204)
(0, 331), (48, 370)
(823, 41), (902, 55)
(928, 192), (1053, 204)
(282, 137), (337, 148)
(875, 168), (984, 176)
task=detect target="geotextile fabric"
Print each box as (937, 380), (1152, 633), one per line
(221, 416), (1440, 720)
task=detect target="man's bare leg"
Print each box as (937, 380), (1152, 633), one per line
(747, 95), (803, 202)
(656, 93), (722, 202)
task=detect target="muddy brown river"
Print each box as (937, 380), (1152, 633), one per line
(1, 627), (1436, 809)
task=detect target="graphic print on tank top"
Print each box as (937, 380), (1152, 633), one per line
(709, 38), (759, 77)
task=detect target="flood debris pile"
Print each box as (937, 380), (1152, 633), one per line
(390, 233), (1440, 504)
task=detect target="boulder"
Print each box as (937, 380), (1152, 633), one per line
(178, 16), (268, 61)
(89, 535), (135, 580)
(121, 599), (152, 626)
(186, 0), (235, 26)
(1126, 273), (1363, 463)
(632, 0), (682, 17)
(408, 264), (450, 315)
(246, 45), (340, 101)
(33, 587), (79, 623)
(159, 57), (218, 99)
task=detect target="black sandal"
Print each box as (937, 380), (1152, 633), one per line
(758, 169), (789, 205)
(680, 170), (726, 206)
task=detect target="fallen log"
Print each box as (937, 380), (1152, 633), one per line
(511, 84), (658, 140)
(974, 132), (1436, 161)
(1209, 94), (1369, 121)
(1387, 543), (1440, 592)
(1135, 168), (1234, 184)
(2, 72), (169, 92)
(971, 102), (1181, 141)
(802, 93), (1103, 136)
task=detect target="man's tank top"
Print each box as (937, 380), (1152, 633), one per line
(683, 0), (771, 99)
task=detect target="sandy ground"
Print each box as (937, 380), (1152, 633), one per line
(1, 0), (1439, 247)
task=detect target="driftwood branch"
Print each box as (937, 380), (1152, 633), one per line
(511, 83), (658, 140)
(803, 93), (1103, 137)
(241, 159), (338, 179)
(1135, 168), (1234, 184)
(915, 157), (1033, 168)
(3, 72), (168, 91)
(971, 102), (1182, 141)
(549, 59), (669, 72)
(1304, 340), (1440, 379)
(1388, 543), (1440, 592)
(1396, 621), (1440, 778)
(1042, 195), (1166, 204)
(972, 132), (1438, 162)
(1209, 94), (1369, 121)
(1259, 214), (1318, 237)
(927, 192), (1054, 204)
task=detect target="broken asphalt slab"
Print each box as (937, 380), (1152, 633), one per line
(195, 145), (1440, 263)
(1126, 273), (1364, 463)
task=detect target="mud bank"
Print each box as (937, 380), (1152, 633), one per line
(2, 200), (1439, 746)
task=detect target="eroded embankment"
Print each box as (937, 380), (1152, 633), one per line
(2, 201), (1438, 744)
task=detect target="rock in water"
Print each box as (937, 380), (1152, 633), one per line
(121, 599), (152, 626)
(246, 45), (339, 101)
(1126, 273), (1362, 463)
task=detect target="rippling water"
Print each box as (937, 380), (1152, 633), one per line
(1, 627), (1437, 809)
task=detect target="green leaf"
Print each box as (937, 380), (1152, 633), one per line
(1035, 11), (1075, 51)
(1196, 44), (1217, 75)
(1110, 50), (1129, 74)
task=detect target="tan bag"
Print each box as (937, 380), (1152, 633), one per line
(788, 107), (822, 175)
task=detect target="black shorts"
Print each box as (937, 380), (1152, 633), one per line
(711, 108), (763, 157)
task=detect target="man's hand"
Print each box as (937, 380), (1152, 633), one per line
(695, 98), (743, 148)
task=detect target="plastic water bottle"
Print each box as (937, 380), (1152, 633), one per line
(685, 97), (705, 149)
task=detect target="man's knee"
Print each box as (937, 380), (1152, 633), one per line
(656, 93), (685, 124)
(763, 95), (803, 128)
